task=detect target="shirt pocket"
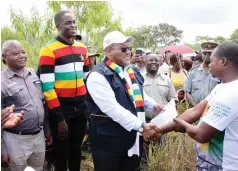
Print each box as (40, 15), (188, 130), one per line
(32, 78), (44, 100)
(156, 80), (169, 96)
(6, 84), (28, 106)
(192, 78), (202, 91)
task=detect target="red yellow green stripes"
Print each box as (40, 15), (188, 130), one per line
(104, 57), (144, 112)
(39, 38), (88, 110)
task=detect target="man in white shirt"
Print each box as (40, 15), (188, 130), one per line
(86, 31), (163, 171)
(157, 42), (238, 171)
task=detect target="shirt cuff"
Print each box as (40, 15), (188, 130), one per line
(133, 119), (143, 131)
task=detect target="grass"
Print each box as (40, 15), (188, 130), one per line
(80, 133), (197, 171)
(141, 133), (197, 171)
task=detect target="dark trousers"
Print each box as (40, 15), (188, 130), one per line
(50, 114), (87, 171)
(92, 148), (141, 171)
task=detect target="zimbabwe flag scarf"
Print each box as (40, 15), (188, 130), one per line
(104, 56), (145, 156)
(104, 57), (145, 112)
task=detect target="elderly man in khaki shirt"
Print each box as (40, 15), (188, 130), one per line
(1, 40), (51, 171)
(143, 53), (176, 122)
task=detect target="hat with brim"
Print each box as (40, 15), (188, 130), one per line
(103, 31), (134, 49)
(88, 53), (100, 57)
(201, 42), (218, 52)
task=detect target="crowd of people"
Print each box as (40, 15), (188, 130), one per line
(1, 10), (238, 171)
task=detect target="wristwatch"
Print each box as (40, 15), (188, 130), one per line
(138, 122), (145, 133)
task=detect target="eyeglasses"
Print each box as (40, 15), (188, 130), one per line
(202, 52), (211, 56)
(121, 46), (132, 52)
(112, 46), (132, 53)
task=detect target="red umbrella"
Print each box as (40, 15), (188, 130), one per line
(160, 45), (196, 57)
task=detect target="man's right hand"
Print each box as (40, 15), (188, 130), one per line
(141, 123), (162, 141)
(3, 111), (24, 129)
(58, 120), (68, 139)
(1, 154), (10, 168)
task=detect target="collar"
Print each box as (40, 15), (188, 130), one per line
(145, 71), (162, 79)
(5, 66), (31, 79)
(198, 64), (204, 71)
(56, 36), (75, 46)
(198, 63), (211, 75)
(135, 64), (146, 71)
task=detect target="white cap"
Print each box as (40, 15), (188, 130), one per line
(145, 50), (152, 55)
(103, 31), (134, 49)
(24, 166), (35, 171)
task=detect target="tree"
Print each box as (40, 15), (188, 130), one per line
(1, 6), (56, 68)
(1, 2), (123, 67)
(130, 25), (156, 50)
(214, 36), (227, 43)
(153, 23), (183, 46)
(196, 35), (227, 43)
(48, 1), (123, 58)
(230, 29), (238, 42)
(185, 43), (201, 51)
(130, 23), (183, 51)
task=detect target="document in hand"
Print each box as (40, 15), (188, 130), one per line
(150, 100), (178, 126)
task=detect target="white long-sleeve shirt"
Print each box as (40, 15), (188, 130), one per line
(87, 65), (156, 156)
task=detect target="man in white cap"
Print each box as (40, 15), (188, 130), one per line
(86, 31), (163, 171)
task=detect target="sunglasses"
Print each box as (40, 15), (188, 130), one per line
(121, 46), (132, 52)
(112, 46), (132, 53)
(202, 52), (211, 56)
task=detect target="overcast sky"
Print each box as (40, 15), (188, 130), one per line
(1, 0), (238, 43)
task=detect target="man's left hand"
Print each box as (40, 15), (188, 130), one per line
(46, 133), (53, 146)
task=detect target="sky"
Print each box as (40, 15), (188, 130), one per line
(1, 0), (238, 43)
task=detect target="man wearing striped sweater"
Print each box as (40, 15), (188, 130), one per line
(39, 11), (89, 171)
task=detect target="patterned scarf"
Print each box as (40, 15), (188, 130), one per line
(104, 57), (144, 113)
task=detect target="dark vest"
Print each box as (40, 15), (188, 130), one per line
(87, 62), (144, 155)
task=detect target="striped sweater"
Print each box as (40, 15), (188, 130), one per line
(39, 36), (89, 122)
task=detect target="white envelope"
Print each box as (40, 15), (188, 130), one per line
(151, 99), (178, 126)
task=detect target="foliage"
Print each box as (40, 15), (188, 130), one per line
(48, 1), (123, 61)
(131, 23), (183, 52)
(1, 6), (56, 69)
(131, 25), (157, 51)
(230, 28), (238, 42)
(185, 43), (201, 51)
(1, 2), (123, 68)
(196, 35), (228, 43)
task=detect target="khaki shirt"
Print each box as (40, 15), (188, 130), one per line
(143, 72), (177, 119)
(1, 67), (45, 132)
(184, 64), (220, 104)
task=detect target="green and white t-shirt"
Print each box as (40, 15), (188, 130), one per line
(196, 79), (238, 171)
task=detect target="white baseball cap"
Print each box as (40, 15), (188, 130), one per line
(103, 31), (134, 49)
(24, 166), (35, 171)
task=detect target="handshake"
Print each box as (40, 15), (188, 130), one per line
(141, 123), (162, 141)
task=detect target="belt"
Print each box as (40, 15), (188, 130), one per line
(4, 129), (41, 135)
(90, 114), (109, 117)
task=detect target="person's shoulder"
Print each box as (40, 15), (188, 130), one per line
(189, 65), (199, 72)
(73, 40), (87, 48)
(42, 38), (57, 47)
(187, 65), (200, 77)
(25, 67), (35, 72)
(1, 70), (7, 82)
(92, 62), (113, 76)
(215, 82), (238, 101)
